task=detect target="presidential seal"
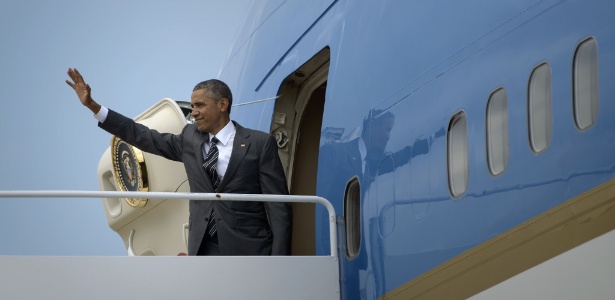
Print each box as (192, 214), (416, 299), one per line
(111, 136), (149, 207)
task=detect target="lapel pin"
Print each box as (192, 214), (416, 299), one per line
(241, 144), (246, 147)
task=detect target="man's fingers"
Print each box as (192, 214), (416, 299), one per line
(66, 68), (91, 101)
(67, 67), (84, 84)
(73, 68), (84, 83)
(67, 68), (76, 81)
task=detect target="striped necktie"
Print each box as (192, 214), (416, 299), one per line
(204, 137), (220, 191)
(204, 137), (220, 237)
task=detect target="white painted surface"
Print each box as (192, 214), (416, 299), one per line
(0, 191), (340, 299)
(470, 230), (615, 300)
(0, 256), (340, 300)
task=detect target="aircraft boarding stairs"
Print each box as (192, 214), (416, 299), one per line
(0, 191), (341, 300)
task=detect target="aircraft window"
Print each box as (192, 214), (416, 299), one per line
(448, 111), (468, 197)
(573, 37), (599, 130)
(528, 63), (553, 153)
(344, 177), (361, 259)
(486, 88), (509, 175)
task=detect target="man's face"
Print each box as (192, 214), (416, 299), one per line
(191, 88), (228, 134)
(367, 116), (394, 154)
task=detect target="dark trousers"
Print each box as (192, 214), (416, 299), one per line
(196, 234), (220, 255)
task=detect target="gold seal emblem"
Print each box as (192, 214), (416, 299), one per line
(111, 136), (149, 207)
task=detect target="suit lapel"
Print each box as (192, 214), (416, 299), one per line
(218, 122), (250, 191)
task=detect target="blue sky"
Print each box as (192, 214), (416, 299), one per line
(0, 0), (249, 255)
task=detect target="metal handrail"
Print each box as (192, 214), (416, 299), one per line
(0, 190), (338, 257)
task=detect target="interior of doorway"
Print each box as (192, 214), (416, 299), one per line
(289, 82), (325, 255)
(270, 48), (329, 255)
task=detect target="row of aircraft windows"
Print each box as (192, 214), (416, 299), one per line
(448, 37), (599, 198)
(345, 36), (599, 257)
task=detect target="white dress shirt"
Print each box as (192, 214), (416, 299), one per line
(94, 105), (109, 123)
(358, 137), (367, 173)
(203, 121), (236, 181)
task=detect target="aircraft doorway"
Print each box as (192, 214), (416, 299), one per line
(271, 48), (329, 255)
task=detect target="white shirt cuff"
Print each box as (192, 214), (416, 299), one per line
(94, 106), (109, 123)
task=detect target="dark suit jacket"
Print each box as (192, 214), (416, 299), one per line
(100, 109), (292, 256)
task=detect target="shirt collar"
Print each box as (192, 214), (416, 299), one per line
(209, 121), (236, 146)
(358, 137), (367, 162)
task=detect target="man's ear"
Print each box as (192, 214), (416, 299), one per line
(219, 98), (230, 112)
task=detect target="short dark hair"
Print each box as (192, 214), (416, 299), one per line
(193, 79), (233, 114)
(362, 109), (394, 133)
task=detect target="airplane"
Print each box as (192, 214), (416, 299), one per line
(209, 0), (615, 298)
(2, 0), (615, 299)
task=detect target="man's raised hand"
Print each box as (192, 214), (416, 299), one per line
(66, 68), (100, 114)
